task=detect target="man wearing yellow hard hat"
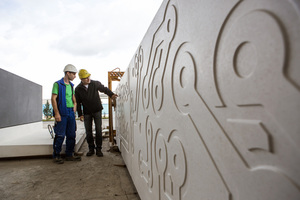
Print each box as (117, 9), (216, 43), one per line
(75, 69), (118, 157)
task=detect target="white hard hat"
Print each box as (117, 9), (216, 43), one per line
(63, 64), (77, 73)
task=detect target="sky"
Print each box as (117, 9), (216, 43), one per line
(0, 0), (163, 99)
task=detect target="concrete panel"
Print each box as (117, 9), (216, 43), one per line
(0, 122), (86, 158)
(115, 0), (300, 199)
(0, 68), (42, 128)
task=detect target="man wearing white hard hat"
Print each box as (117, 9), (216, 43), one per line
(75, 69), (118, 157)
(51, 64), (81, 164)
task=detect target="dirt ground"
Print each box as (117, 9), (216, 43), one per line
(0, 122), (140, 200)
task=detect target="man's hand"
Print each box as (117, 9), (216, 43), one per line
(80, 116), (84, 122)
(55, 113), (61, 122)
(111, 94), (118, 100)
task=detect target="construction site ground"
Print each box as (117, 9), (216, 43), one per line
(0, 121), (140, 200)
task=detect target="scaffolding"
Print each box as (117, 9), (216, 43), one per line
(108, 68), (124, 146)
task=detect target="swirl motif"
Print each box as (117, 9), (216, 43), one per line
(214, 0), (300, 197)
(117, 0), (300, 199)
(171, 41), (235, 199)
(141, 0), (177, 116)
(154, 129), (186, 200)
(133, 46), (144, 121)
(172, 42), (197, 115)
(138, 116), (153, 189)
(115, 81), (131, 152)
(154, 130), (167, 178)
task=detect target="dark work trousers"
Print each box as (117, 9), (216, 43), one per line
(84, 111), (102, 151)
(53, 108), (76, 158)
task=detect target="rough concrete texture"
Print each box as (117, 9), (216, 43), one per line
(0, 122), (140, 200)
(115, 0), (300, 199)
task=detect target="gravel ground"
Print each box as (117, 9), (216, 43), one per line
(0, 120), (140, 200)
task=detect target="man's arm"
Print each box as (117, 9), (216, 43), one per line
(72, 94), (77, 113)
(75, 92), (83, 117)
(96, 81), (115, 97)
(51, 93), (61, 122)
(111, 94), (118, 100)
(75, 91), (84, 121)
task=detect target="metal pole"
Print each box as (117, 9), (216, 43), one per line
(108, 68), (124, 147)
(108, 72), (114, 145)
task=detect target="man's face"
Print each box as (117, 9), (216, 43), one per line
(67, 72), (76, 81)
(81, 76), (91, 85)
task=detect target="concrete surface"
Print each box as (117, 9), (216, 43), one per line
(115, 0), (300, 200)
(0, 121), (85, 158)
(0, 68), (42, 128)
(0, 121), (140, 200)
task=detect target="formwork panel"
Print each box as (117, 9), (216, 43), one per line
(0, 68), (42, 129)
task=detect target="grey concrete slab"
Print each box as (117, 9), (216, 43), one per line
(0, 68), (42, 128)
(0, 121), (86, 158)
(115, 0), (300, 199)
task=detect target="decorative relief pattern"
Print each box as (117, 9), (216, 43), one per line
(141, 0), (177, 115)
(154, 129), (186, 200)
(132, 46), (143, 121)
(172, 42), (198, 115)
(138, 116), (154, 190)
(116, 0), (300, 199)
(227, 119), (272, 153)
(171, 41), (232, 199)
(214, 1), (300, 195)
(116, 73), (130, 152)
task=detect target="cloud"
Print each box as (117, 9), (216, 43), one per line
(50, 0), (160, 57)
(0, 0), (163, 98)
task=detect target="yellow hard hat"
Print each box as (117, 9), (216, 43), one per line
(78, 69), (91, 79)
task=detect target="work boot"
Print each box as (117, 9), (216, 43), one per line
(65, 155), (82, 161)
(96, 150), (103, 157)
(86, 149), (95, 156)
(53, 157), (64, 164)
